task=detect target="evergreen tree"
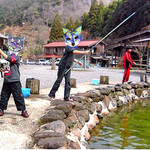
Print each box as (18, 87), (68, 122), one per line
(48, 14), (63, 43)
(0, 5), (4, 23)
(86, 0), (99, 37)
(65, 17), (74, 30)
(74, 18), (80, 28)
(102, 0), (120, 36)
(81, 12), (88, 30)
(0, 6), (4, 29)
(96, 1), (104, 36)
(103, 0), (150, 38)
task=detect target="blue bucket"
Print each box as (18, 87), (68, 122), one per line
(92, 79), (100, 85)
(21, 88), (31, 98)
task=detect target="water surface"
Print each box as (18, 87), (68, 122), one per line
(89, 100), (150, 149)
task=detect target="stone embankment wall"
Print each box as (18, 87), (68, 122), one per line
(33, 82), (150, 149)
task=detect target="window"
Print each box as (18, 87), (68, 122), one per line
(54, 48), (58, 54)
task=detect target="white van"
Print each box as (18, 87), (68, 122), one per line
(36, 59), (48, 65)
(25, 60), (35, 65)
(46, 59), (52, 65)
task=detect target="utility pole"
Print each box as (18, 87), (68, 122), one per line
(51, 57), (55, 70)
(147, 41), (150, 70)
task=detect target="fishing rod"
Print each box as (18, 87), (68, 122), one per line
(64, 11), (136, 75)
(62, 3), (147, 76)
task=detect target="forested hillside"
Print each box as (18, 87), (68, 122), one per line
(0, 0), (150, 59)
(0, 0), (113, 27)
(0, 0), (113, 59)
(80, 0), (150, 40)
(103, 0), (150, 38)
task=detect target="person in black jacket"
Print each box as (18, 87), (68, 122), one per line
(0, 48), (29, 117)
(49, 46), (89, 101)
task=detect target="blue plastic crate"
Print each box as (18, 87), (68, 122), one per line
(21, 88), (31, 98)
(92, 79), (100, 85)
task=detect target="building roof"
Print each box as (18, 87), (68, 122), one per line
(38, 54), (62, 58)
(105, 42), (147, 51)
(44, 40), (106, 48)
(105, 43), (125, 51)
(115, 29), (150, 42)
(134, 38), (150, 43)
(44, 42), (66, 48)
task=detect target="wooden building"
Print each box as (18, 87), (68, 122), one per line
(42, 40), (106, 65)
(0, 33), (8, 51)
(105, 25), (150, 67)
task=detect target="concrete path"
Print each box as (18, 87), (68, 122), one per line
(0, 81), (112, 149)
(0, 93), (49, 148)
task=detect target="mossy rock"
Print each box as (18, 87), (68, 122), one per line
(40, 109), (66, 124)
(135, 89), (143, 97)
(56, 103), (72, 115)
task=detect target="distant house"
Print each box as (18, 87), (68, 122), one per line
(105, 24), (150, 67)
(0, 33), (9, 67)
(41, 40), (107, 65)
(0, 33), (8, 51)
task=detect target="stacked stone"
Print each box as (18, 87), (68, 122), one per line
(33, 82), (150, 149)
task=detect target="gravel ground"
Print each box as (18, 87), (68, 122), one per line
(0, 64), (149, 149)
(0, 64), (148, 90)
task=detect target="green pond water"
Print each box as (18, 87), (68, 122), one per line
(89, 100), (150, 149)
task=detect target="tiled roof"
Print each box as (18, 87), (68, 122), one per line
(38, 54), (62, 58)
(115, 30), (150, 42)
(134, 38), (150, 42)
(105, 42), (147, 51)
(43, 40), (105, 48)
(44, 42), (66, 47)
(105, 43), (125, 50)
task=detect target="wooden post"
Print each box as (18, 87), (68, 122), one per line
(26, 78), (40, 94)
(70, 78), (76, 88)
(111, 51), (113, 67)
(145, 75), (149, 83)
(140, 75), (144, 82)
(115, 50), (117, 67)
(51, 57), (55, 70)
(84, 55), (86, 70)
(100, 76), (109, 84)
(148, 41), (150, 69)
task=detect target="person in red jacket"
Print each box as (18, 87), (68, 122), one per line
(122, 48), (136, 84)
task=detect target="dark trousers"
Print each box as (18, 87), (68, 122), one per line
(122, 67), (130, 83)
(49, 65), (71, 100)
(0, 81), (26, 111)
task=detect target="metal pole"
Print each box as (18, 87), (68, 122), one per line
(115, 50), (117, 67)
(148, 41), (150, 69)
(63, 12), (136, 75)
(84, 55), (86, 70)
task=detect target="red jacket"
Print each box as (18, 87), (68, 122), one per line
(124, 51), (134, 68)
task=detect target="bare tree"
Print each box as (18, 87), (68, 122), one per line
(127, 39), (147, 69)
